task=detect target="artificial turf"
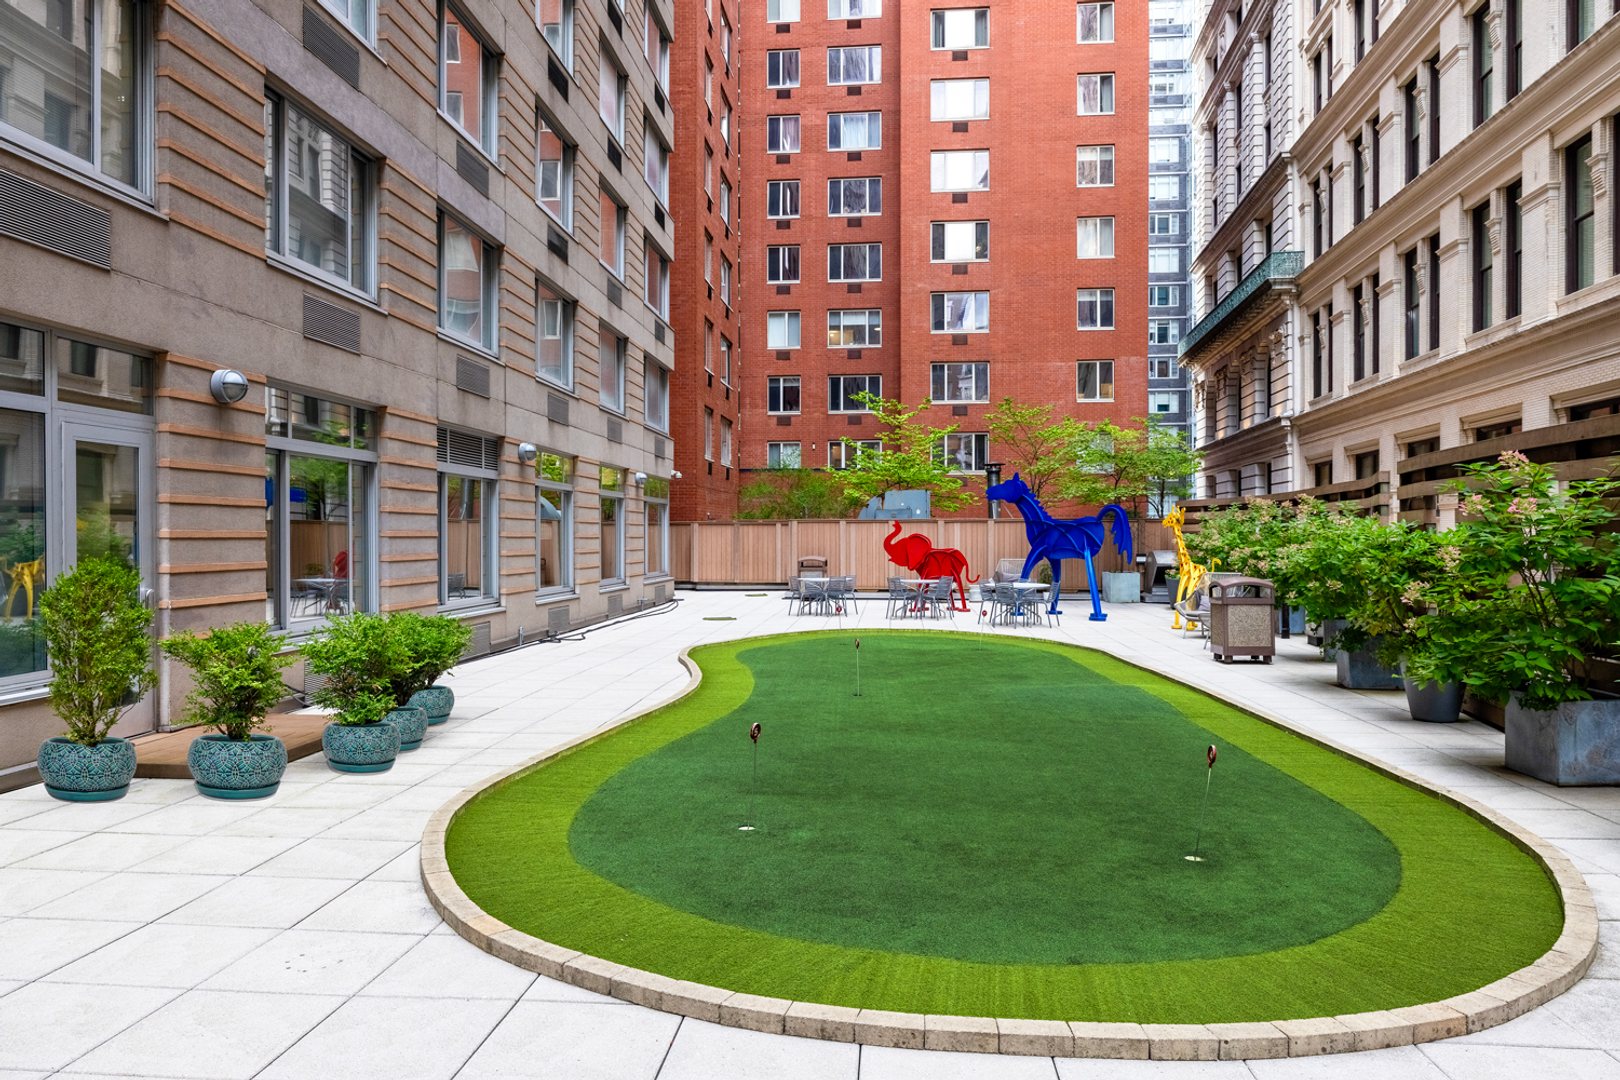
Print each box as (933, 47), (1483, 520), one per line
(445, 631), (1565, 1023)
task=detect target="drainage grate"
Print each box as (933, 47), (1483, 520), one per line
(302, 294), (362, 353)
(303, 6), (360, 87)
(0, 169), (111, 268)
(455, 355), (491, 397)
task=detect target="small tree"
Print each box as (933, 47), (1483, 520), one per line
(837, 393), (975, 513)
(389, 613), (472, 704)
(738, 469), (862, 519)
(300, 612), (409, 725)
(984, 399), (1086, 503)
(1060, 417), (1203, 520)
(38, 557), (156, 745)
(162, 622), (293, 741)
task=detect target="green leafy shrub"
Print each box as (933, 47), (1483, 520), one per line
(38, 556), (155, 745)
(162, 622), (293, 740)
(300, 612), (411, 726)
(387, 612), (472, 704)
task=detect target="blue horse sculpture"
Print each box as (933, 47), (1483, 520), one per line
(985, 473), (1133, 622)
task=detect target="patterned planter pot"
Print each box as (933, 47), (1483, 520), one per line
(384, 705), (428, 752)
(322, 721), (400, 774)
(188, 733), (287, 799)
(37, 736), (137, 802)
(409, 685), (454, 726)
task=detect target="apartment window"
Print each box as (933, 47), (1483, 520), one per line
(827, 46), (881, 85)
(1149, 213), (1179, 235)
(1474, 418), (1521, 441)
(931, 149), (990, 191)
(766, 244), (801, 284)
(829, 440), (882, 469)
(768, 311), (801, 349)
(704, 146), (713, 195)
(1076, 216), (1116, 258)
(440, 5), (496, 151)
(535, 452), (573, 594)
(1076, 289), (1115, 329)
(644, 240), (669, 317)
(1352, 135), (1366, 225)
(645, 357), (669, 431)
(828, 177), (882, 216)
(767, 115), (802, 153)
(1149, 285), (1179, 306)
(1403, 248), (1420, 358)
(1352, 283), (1366, 380)
(436, 427), (499, 607)
(1076, 1), (1114, 41)
(931, 291), (989, 332)
(829, 375), (881, 412)
(705, 58), (714, 107)
(767, 442), (802, 468)
(828, 111), (882, 150)
(703, 319), (713, 370)
(1472, 201), (1493, 330)
(598, 330), (626, 412)
(645, 11), (669, 88)
(1312, 50), (1325, 113)
(1077, 74), (1116, 114)
(721, 101), (732, 147)
(1370, 273), (1382, 374)
(598, 466), (625, 584)
(438, 212), (496, 351)
(932, 7), (988, 48)
(931, 79), (990, 121)
(767, 49), (801, 88)
(720, 256), (732, 304)
(1076, 360), (1114, 401)
(830, 0), (881, 15)
(932, 221), (989, 262)
(1370, 120), (1381, 210)
(941, 433), (989, 472)
(1427, 56), (1440, 165)
(719, 177), (732, 224)
(643, 126), (669, 204)
(829, 242), (883, 282)
(828, 309), (882, 347)
(1505, 180), (1522, 318)
(1567, 135), (1595, 293)
(1506, 0), (1522, 99)
(703, 409), (713, 460)
(767, 0), (799, 20)
(767, 375), (801, 414)
(720, 11), (732, 65)
(1310, 309), (1328, 397)
(720, 336), (734, 382)
(768, 180), (801, 218)
(1148, 249), (1179, 274)
(1569, 0), (1594, 47)
(1149, 138), (1179, 165)
(1149, 175), (1180, 200)
(598, 53), (627, 143)
(598, 189), (625, 277)
(1354, 0), (1366, 58)
(1077, 145), (1116, 186)
(931, 362), (989, 403)
(1149, 391), (1179, 414)
(643, 474), (669, 578)
(264, 93), (374, 295)
(537, 282), (574, 387)
(1403, 78), (1420, 182)
(1149, 320), (1180, 345)
(1427, 234), (1441, 348)
(540, 0), (573, 67)
(1312, 178), (1326, 257)
(536, 110), (575, 227)
(704, 235), (713, 283)
(1473, 6), (1494, 127)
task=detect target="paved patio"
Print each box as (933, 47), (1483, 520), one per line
(0, 590), (1616, 1080)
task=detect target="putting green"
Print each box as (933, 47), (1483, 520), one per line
(445, 632), (1564, 1023)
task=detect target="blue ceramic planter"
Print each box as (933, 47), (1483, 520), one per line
(37, 737), (137, 801)
(188, 733), (287, 798)
(322, 721), (400, 773)
(384, 705), (428, 751)
(409, 685), (454, 726)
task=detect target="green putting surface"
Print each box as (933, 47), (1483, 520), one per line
(446, 632), (1564, 1023)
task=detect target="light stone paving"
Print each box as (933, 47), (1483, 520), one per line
(0, 590), (1615, 1079)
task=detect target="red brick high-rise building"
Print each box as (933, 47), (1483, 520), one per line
(737, 1), (1149, 513)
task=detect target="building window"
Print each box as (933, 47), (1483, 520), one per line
(1076, 288), (1115, 329)
(644, 240), (669, 316)
(438, 212), (497, 351)
(931, 362), (989, 403)
(537, 109), (575, 228)
(930, 149), (989, 191)
(767, 375), (801, 414)
(1077, 145), (1116, 186)
(599, 466), (625, 584)
(720, 100), (732, 147)
(828, 177), (882, 216)
(940, 433), (988, 472)
(932, 7), (988, 48)
(1148, 249), (1179, 274)
(767, 49), (800, 88)
(828, 309), (882, 347)
(719, 177), (732, 224)
(1402, 78), (1420, 179)
(1472, 200), (1493, 331)
(768, 311), (801, 349)
(1567, 135), (1595, 293)
(436, 427), (499, 607)
(1076, 216), (1116, 258)
(264, 92), (375, 295)
(1148, 320), (1180, 344)
(767, 0), (799, 21)
(643, 125), (669, 204)
(1473, 5), (1494, 128)
(1370, 120), (1381, 210)
(768, 179), (801, 218)
(1076, 360), (1114, 401)
(1569, 0), (1594, 48)
(1149, 175), (1180, 201)
(931, 221), (988, 262)
(720, 256), (732, 304)
(1370, 273), (1382, 375)
(703, 408), (713, 460)
(537, 282), (574, 388)
(597, 189), (625, 277)
(598, 329), (626, 411)
(1427, 233), (1440, 348)
(1149, 285), (1179, 306)
(767, 114), (802, 153)
(1149, 137), (1179, 165)
(266, 388), (376, 629)
(828, 243), (882, 282)
(766, 245), (801, 284)
(1352, 135), (1366, 225)
(1426, 56), (1440, 165)
(827, 46), (881, 85)
(719, 418), (733, 466)
(598, 53), (626, 143)
(645, 10), (670, 89)
(1076, 2), (1114, 41)
(829, 440), (881, 469)
(1506, 0), (1522, 99)
(1352, 283), (1366, 380)
(1403, 247), (1420, 358)
(828, 111), (882, 150)
(536, 452), (573, 595)
(1311, 309), (1328, 397)
(829, 374), (881, 412)
(644, 475), (669, 577)
(645, 357), (669, 431)
(1076, 74), (1116, 114)
(720, 336), (733, 382)
(930, 291), (989, 333)
(1149, 213), (1179, 235)
(1149, 391), (1179, 414)
(767, 442), (802, 468)
(931, 79), (990, 121)
(540, 0), (574, 67)
(1505, 180), (1522, 318)
(441, 3), (496, 152)
(1354, 0), (1367, 58)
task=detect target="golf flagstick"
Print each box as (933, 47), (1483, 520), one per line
(854, 637), (862, 697)
(739, 722), (761, 831)
(1185, 744), (1218, 862)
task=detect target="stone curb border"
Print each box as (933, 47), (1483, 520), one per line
(421, 629), (1599, 1060)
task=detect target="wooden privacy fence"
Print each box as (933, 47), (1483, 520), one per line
(673, 518), (1174, 592)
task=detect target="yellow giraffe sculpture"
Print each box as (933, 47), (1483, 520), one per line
(1165, 506), (1214, 630)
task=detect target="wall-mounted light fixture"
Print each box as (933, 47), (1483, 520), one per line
(633, 471), (648, 486)
(517, 442), (539, 465)
(209, 369), (249, 405)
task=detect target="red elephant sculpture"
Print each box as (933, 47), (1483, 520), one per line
(882, 522), (978, 612)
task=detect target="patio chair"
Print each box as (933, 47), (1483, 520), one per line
(1174, 579), (1213, 642)
(991, 582), (1020, 627)
(828, 575), (857, 616)
(925, 577), (955, 619)
(886, 576), (910, 619)
(796, 576), (831, 616)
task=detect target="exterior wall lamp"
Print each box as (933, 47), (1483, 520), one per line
(209, 369), (249, 404)
(517, 442), (539, 465)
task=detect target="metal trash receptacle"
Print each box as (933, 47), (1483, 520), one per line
(1208, 576), (1275, 664)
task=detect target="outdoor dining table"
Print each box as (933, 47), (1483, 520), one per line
(1010, 580), (1051, 617)
(896, 578), (940, 617)
(294, 577), (348, 615)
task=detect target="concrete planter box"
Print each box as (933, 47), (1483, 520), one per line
(1335, 638), (1403, 690)
(1505, 696), (1620, 786)
(1400, 664), (1464, 724)
(1101, 572), (1140, 604)
(188, 733), (287, 798)
(1277, 606), (1308, 636)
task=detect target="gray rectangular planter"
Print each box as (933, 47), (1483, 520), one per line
(1101, 571), (1140, 604)
(1505, 696), (1620, 786)
(1335, 638), (1403, 690)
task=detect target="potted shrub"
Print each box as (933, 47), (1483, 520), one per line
(301, 613), (407, 771)
(35, 557), (155, 801)
(161, 622), (294, 798)
(1413, 452), (1620, 783)
(392, 612), (472, 726)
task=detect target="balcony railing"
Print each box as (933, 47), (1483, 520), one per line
(1179, 249), (1303, 361)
